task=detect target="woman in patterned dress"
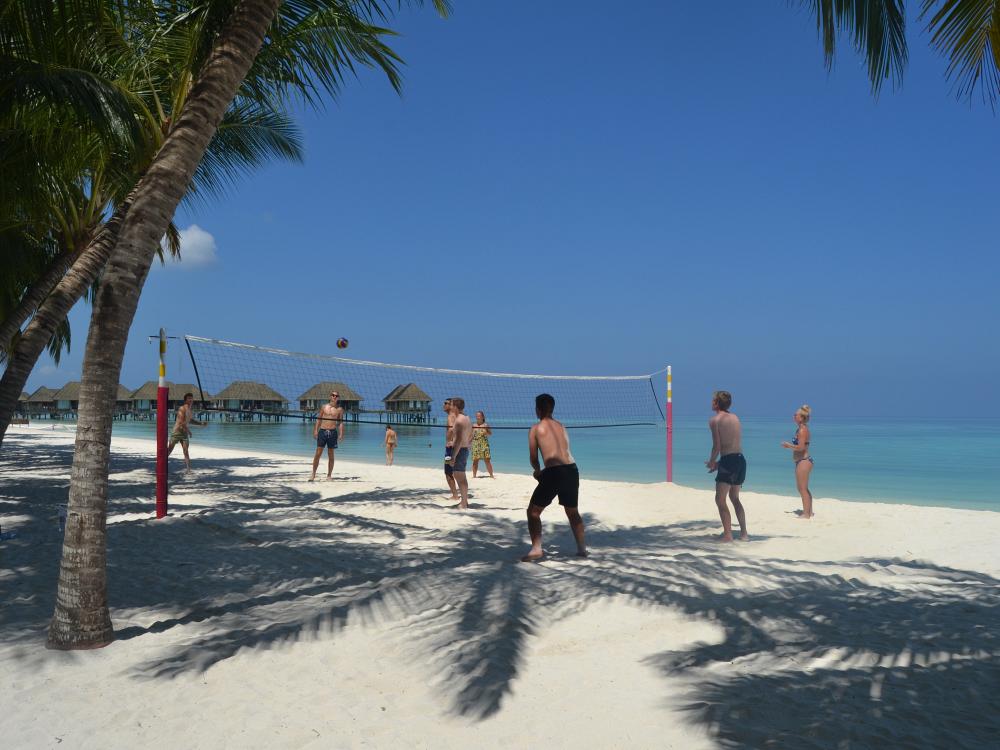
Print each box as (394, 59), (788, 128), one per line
(471, 410), (494, 478)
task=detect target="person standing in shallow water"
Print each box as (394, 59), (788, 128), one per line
(384, 424), (398, 466)
(706, 390), (749, 542)
(521, 393), (586, 562)
(782, 404), (814, 518)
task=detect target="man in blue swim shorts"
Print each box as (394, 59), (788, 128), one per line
(447, 397), (472, 509)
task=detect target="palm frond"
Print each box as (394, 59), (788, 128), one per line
(159, 221), (181, 263)
(801, 0), (908, 95)
(922, 0), (1000, 104)
(187, 100), (303, 203)
(45, 313), (71, 364)
(244, 3), (406, 106)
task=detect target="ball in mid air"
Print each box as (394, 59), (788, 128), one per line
(336, 337), (349, 349)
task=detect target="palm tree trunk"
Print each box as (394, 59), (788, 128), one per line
(47, 0), (283, 650)
(0, 204), (128, 447)
(0, 248), (75, 352)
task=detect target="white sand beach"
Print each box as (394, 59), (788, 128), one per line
(2, 423), (998, 749)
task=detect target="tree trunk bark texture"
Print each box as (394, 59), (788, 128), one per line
(47, 0), (283, 650)
(0, 207), (128, 447)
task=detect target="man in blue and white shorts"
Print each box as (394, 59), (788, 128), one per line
(310, 390), (344, 481)
(447, 397), (472, 509)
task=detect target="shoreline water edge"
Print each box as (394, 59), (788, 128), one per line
(8, 418), (998, 514)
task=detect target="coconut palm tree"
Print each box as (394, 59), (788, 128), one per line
(46, 0), (449, 649)
(0, 1), (306, 442)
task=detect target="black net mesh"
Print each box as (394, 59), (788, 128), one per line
(185, 336), (666, 429)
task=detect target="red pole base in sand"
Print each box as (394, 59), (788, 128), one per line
(156, 386), (168, 518)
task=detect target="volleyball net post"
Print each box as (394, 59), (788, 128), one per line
(666, 365), (673, 483)
(156, 328), (168, 518)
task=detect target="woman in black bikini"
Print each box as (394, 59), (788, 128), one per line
(781, 405), (814, 518)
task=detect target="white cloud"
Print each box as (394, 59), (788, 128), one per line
(159, 225), (218, 270)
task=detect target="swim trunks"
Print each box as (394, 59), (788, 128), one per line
(452, 447), (469, 472)
(529, 463), (580, 508)
(168, 430), (189, 449)
(716, 453), (746, 486)
(316, 429), (339, 449)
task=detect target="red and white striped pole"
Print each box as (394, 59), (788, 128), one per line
(156, 328), (168, 518)
(666, 365), (673, 483)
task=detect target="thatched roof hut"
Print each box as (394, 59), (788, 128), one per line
(27, 386), (56, 403)
(25, 386), (57, 414)
(383, 383), (432, 413)
(297, 382), (363, 412)
(52, 381), (82, 409)
(214, 381), (288, 411)
(129, 381), (211, 410)
(19, 391), (29, 402)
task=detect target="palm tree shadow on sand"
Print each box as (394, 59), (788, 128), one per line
(2, 433), (998, 745)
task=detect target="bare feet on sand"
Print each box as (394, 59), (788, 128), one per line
(715, 533), (749, 542)
(520, 550), (544, 562)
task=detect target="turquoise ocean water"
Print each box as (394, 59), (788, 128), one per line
(102, 416), (999, 512)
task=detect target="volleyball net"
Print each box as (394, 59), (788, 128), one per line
(183, 335), (667, 429)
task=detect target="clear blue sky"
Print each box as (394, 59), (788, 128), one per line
(26, 2), (1000, 417)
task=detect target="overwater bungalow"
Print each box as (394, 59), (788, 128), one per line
(16, 391), (29, 415)
(26, 386), (57, 417)
(52, 381), (82, 413)
(116, 385), (133, 413)
(298, 382), (363, 413)
(129, 381), (211, 413)
(382, 383), (433, 422)
(213, 381), (288, 419)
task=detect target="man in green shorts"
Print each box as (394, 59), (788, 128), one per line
(168, 392), (206, 472)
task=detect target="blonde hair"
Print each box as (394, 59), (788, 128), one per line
(797, 404), (811, 423)
(713, 391), (732, 411)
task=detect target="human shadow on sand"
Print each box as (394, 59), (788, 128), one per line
(2, 432), (998, 747)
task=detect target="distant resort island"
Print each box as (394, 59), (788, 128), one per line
(16, 380), (437, 424)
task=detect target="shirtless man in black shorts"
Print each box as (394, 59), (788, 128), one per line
(521, 393), (586, 562)
(310, 390), (344, 481)
(706, 390), (748, 541)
